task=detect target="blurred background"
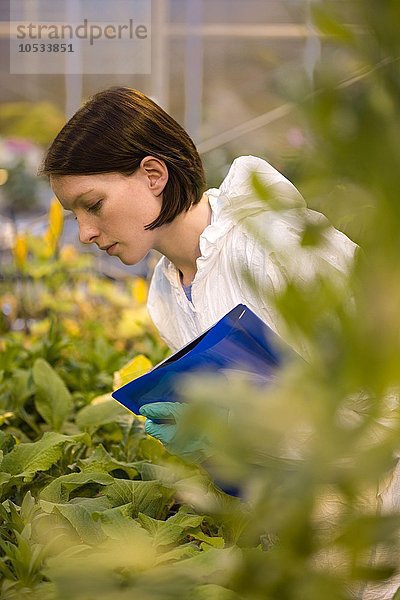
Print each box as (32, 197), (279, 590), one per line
(0, 0), (320, 281)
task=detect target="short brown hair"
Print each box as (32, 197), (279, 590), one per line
(38, 87), (206, 230)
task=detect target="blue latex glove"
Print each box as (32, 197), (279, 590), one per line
(139, 402), (213, 464)
(140, 401), (242, 496)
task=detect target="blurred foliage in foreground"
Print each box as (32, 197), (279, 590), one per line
(183, 2), (400, 599)
(1, 1), (400, 599)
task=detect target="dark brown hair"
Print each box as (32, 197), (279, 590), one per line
(38, 87), (206, 230)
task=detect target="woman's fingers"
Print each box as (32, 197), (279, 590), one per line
(139, 401), (183, 420)
(144, 419), (177, 445)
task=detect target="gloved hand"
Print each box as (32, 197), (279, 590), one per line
(140, 401), (242, 495)
(139, 401), (213, 464)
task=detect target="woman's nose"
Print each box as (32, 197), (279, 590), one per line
(78, 219), (100, 245)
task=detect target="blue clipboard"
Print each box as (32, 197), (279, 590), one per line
(112, 304), (297, 415)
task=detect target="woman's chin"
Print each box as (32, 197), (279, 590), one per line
(118, 256), (134, 266)
(114, 246), (150, 267)
(117, 253), (139, 266)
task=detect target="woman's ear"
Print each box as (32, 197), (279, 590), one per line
(140, 156), (168, 196)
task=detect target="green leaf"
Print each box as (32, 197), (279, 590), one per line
(1, 431), (90, 479)
(311, 5), (355, 43)
(0, 430), (17, 453)
(50, 503), (106, 546)
(40, 497), (111, 545)
(336, 514), (400, 551)
(77, 444), (138, 478)
(189, 527), (225, 549)
(68, 496), (111, 512)
(251, 172), (284, 211)
(137, 435), (167, 462)
(4, 499), (23, 530)
(33, 359), (73, 431)
(353, 564), (397, 582)
(250, 172), (304, 211)
(0, 557), (16, 580)
(138, 512), (184, 546)
(39, 471), (114, 503)
(300, 220), (329, 248)
(93, 505), (152, 543)
(14, 529), (35, 575)
(193, 584), (242, 600)
(9, 369), (34, 406)
(104, 479), (174, 519)
(168, 546), (240, 580)
(76, 398), (130, 431)
(20, 490), (38, 522)
(167, 508), (204, 530)
(137, 461), (176, 482)
(0, 472), (11, 487)
(23, 582), (56, 600)
(154, 543), (199, 565)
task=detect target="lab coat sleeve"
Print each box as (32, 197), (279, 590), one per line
(233, 206), (358, 360)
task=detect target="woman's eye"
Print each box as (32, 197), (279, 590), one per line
(87, 200), (102, 213)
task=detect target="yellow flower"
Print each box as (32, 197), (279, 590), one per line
(12, 234), (28, 270)
(113, 354), (153, 390)
(49, 197), (64, 241)
(42, 229), (56, 257)
(131, 278), (149, 304)
(62, 318), (80, 337)
(60, 244), (78, 263)
(30, 319), (51, 337)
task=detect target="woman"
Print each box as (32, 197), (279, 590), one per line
(39, 86), (357, 459)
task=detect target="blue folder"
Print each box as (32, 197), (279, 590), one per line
(112, 304), (297, 414)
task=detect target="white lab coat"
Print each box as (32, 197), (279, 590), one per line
(147, 155), (357, 358)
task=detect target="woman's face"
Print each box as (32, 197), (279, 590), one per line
(50, 170), (163, 265)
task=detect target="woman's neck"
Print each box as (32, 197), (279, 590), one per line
(153, 192), (212, 285)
